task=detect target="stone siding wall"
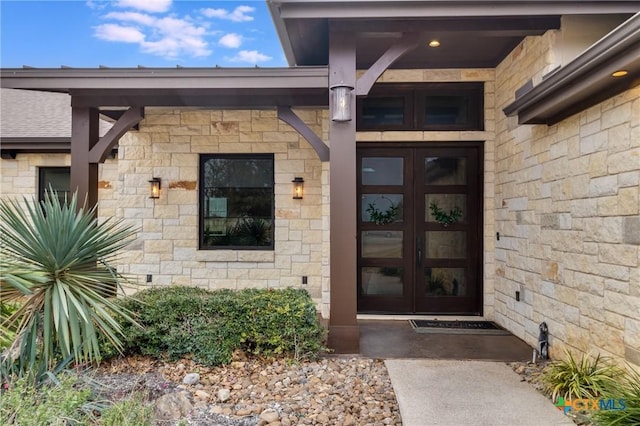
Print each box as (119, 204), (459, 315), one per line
(356, 68), (498, 318)
(494, 31), (640, 365)
(112, 108), (329, 310)
(0, 153), (117, 216)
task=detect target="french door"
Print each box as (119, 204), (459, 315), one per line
(357, 143), (483, 314)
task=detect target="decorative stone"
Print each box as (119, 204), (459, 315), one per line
(154, 391), (193, 421)
(182, 373), (200, 385)
(259, 408), (280, 423)
(217, 388), (231, 402)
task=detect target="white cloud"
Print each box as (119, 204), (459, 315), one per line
(219, 33), (242, 48)
(115, 0), (172, 13)
(226, 50), (272, 64)
(201, 5), (255, 22)
(104, 11), (156, 26)
(94, 9), (211, 59)
(94, 24), (145, 43)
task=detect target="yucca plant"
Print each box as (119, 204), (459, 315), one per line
(0, 191), (140, 377)
(592, 365), (640, 426)
(541, 350), (625, 402)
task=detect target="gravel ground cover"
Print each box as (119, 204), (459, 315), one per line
(95, 353), (402, 425)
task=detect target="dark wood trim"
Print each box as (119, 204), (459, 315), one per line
(277, 106), (330, 161)
(88, 107), (143, 163)
(355, 32), (421, 96)
(328, 30), (359, 353)
(70, 107), (100, 211)
(331, 17), (561, 34)
(357, 82), (484, 131)
(273, 1), (640, 19)
(356, 141), (484, 315)
(503, 12), (640, 124)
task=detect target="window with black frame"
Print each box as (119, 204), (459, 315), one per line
(39, 167), (71, 204)
(199, 154), (274, 250)
(357, 83), (483, 131)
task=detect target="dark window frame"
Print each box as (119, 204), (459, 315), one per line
(199, 153), (275, 251)
(38, 167), (71, 204)
(356, 83), (484, 131)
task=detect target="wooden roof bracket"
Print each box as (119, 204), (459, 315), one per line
(277, 106), (330, 161)
(88, 106), (144, 163)
(355, 32), (421, 96)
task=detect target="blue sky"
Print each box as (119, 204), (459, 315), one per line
(1, 0), (287, 68)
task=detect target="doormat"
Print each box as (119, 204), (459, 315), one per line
(409, 319), (512, 335)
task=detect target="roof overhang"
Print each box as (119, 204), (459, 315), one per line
(503, 12), (640, 125)
(0, 67), (330, 108)
(268, 0), (640, 67)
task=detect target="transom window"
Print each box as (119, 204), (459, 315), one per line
(199, 154), (274, 250)
(357, 83), (484, 131)
(39, 167), (71, 204)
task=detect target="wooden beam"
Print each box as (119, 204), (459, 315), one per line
(70, 107), (99, 210)
(277, 106), (329, 161)
(89, 106), (144, 163)
(328, 30), (359, 354)
(356, 32), (421, 96)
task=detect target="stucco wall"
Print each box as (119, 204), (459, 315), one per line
(494, 31), (640, 365)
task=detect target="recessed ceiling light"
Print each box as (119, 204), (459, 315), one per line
(428, 40), (441, 48)
(611, 70), (628, 77)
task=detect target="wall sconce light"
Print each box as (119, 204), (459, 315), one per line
(330, 82), (354, 122)
(149, 177), (161, 199)
(292, 177), (304, 199)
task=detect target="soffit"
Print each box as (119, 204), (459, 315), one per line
(503, 12), (640, 124)
(268, 0), (640, 68)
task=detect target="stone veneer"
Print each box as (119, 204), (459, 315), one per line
(1, 35), (637, 366)
(114, 109), (331, 314)
(494, 30), (640, 366)
(0, 153), (118, 216)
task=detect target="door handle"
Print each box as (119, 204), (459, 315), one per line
(417, 236), (423, 266)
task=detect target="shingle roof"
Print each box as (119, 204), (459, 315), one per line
(1, 88), (72, 138)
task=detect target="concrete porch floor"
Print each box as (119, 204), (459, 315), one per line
(358, 319), (535, 361)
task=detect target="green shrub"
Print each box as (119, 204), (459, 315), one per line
(111, 286), (327, 366)
(541, 350), (625, 402)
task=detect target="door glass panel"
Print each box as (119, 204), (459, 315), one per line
(424, 268), (466, 296)
(425, 194), (466, 223)
(424, 157), (466, 185)
(361, 97), (405, 126)
(362, 267), (404, 296)
(362, 194), (403, 223)
(426, 231), (466, 259)
(362, 157), (403, 186)
(362, 231), (403, 258)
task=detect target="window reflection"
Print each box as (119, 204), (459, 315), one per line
(424, 157), (466, 185)
(362, 267), (404, 296)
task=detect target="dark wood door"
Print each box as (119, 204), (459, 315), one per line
(357, 143), (483, 314)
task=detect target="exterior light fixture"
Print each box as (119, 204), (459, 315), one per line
(611, 70), (628, 77)
(428, 40), (441, 48)
(330, 82), (354, 122)
(149, 177), (161, 199)
(292, 177), (304, 199)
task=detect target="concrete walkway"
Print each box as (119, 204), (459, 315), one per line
(385, 359), (575, 426)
